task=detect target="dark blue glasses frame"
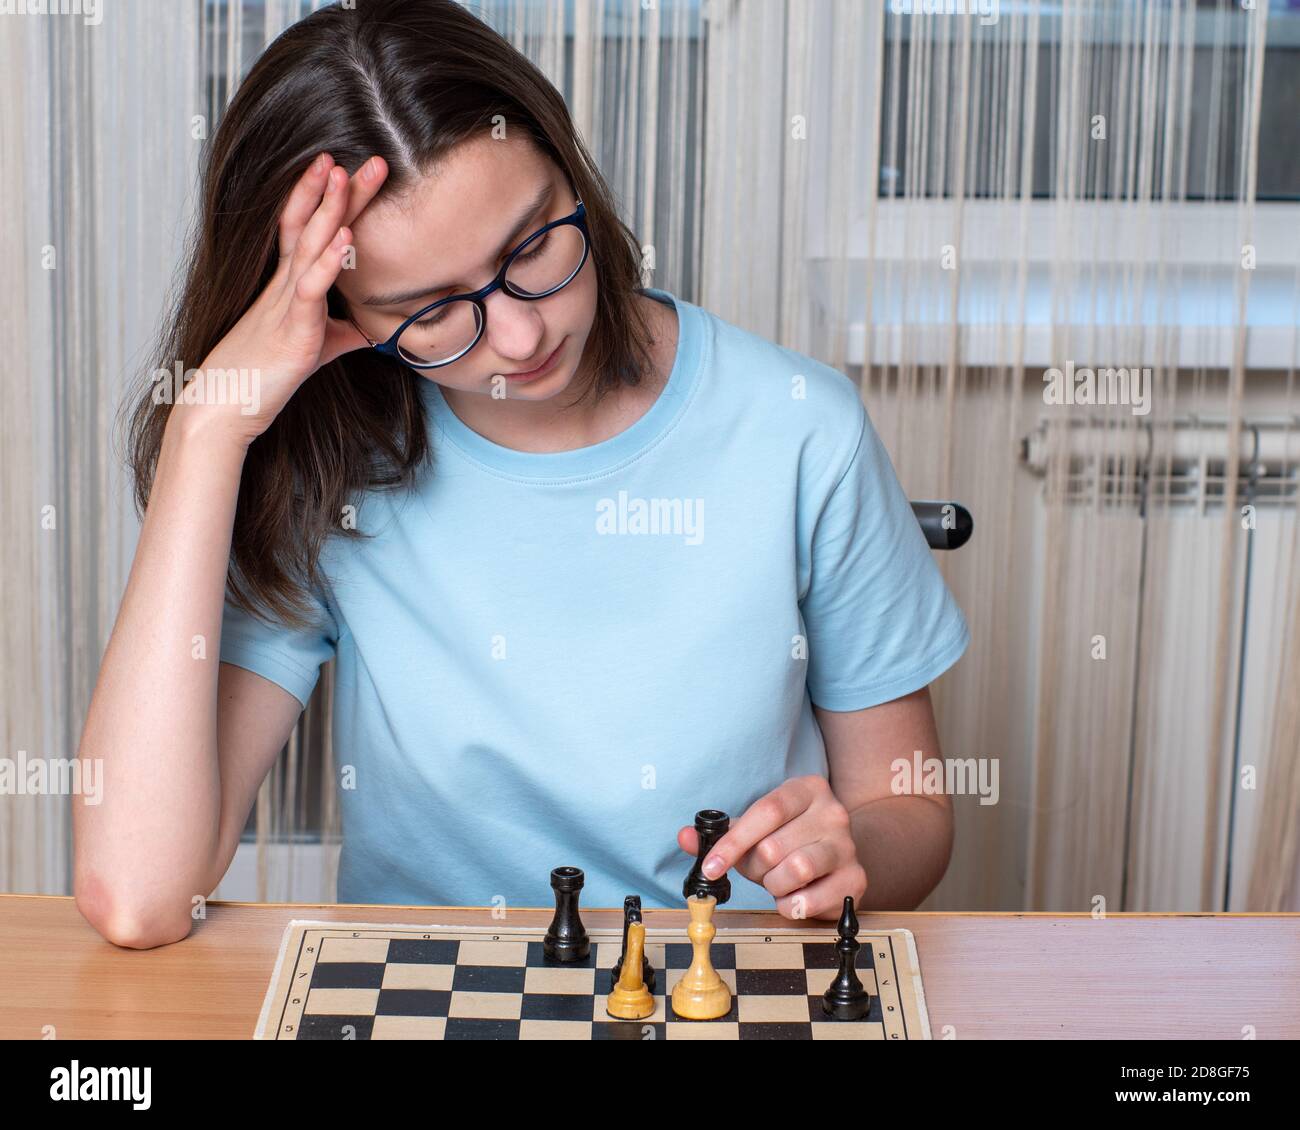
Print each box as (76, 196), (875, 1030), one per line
(350, 200), (590, 369)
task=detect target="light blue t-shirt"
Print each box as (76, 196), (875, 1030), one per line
(219, 287), (969, 910)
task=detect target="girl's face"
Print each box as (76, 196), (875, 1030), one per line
(335, 134), (598, 402)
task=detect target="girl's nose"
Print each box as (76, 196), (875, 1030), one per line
(482, 290), (545, 363)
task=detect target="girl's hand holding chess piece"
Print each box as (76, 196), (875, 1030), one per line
(676, 775), (869, 921)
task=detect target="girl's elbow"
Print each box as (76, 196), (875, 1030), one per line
(75, 872), (195, 950)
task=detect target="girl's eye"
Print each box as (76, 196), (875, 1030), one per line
(412, 309), (448, 328)
(514, 233), (549, 263)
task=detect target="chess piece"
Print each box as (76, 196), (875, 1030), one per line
(822, 896), (872, 1020)
(543, 866), (590, 963)
(606, 921), (655, 1019)
(610, 895), (656, 992)
(670, 894), (731, 1020)
(682, 809), (731, 904)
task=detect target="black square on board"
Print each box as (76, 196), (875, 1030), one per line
(451, 964), (527, 993)
(739, 1021), (813, 1040)
(520, 992), (596, 1022)
(387, 938), (461, 965)
(375, 988), (452, 1016)
(736, 967), (808, 995)
(443, 1017), (522, 1040)
(593, 1020), (664, 1041)
(295, 1013), (375, 1040)
(309, 961), (385, 989)
(800, 942), (840, 969)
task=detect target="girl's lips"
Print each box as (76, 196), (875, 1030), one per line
(503, 338), (564, 381)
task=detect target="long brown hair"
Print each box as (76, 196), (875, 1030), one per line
(125, 0), (654, 630)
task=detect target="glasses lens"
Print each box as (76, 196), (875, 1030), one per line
(395, 299), (482, 367)
(504, 223), (586, 298)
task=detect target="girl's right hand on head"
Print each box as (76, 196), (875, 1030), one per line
(177, 152), (390, 447)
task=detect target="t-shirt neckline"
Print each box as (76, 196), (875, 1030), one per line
(419, 286), (701, 482)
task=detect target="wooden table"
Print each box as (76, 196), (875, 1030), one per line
(1, 895), (1296, 1039)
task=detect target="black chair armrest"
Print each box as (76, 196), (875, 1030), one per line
(910, 500), (974, 550)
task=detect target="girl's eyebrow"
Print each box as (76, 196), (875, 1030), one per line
(359, 182), (556, 308)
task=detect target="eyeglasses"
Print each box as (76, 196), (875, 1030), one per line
(348, 200), (590, 370)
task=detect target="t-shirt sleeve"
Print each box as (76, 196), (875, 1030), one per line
(800, 401), (970, 711)
(219, 581), (340, 710)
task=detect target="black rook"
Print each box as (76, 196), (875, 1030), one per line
(543, 866), (590, 963)
(682, 809), (731, 904)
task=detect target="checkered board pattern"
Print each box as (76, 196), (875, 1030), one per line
(255, 920), (931, 1040)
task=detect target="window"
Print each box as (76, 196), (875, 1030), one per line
(878, 1), (1300, 202)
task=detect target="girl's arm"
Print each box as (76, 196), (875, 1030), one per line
(73, 410), (303, 949)
(816, 686), (954, 911)
(74, 153), (389, 949)
(676, 686), (953, 917)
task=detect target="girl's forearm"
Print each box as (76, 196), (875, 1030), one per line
(848, 795), (954, 911)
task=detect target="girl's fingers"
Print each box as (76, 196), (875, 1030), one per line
(678, 823), (766, 886)
(735, 808), (842, 883)
(773, 864), (868, 922)
(702, 781), (817, 884)
(278, 152), (334, 262)
(759, 838), (840, 900)
(341, 155), (389, 227)
(287, 225), (350, 327)
(288, 165), (351, 279)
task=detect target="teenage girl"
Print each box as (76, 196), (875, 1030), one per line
(75, 0), (968, 948)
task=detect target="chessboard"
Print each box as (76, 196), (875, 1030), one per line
(255, 920), (931, 1040)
